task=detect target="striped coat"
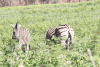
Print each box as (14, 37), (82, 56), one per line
(10, 23), (30, 52)
(46, 24), (74, 51)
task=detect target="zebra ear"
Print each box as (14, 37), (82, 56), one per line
(18, 24), (21, 28)
(15, 23), (18, 29)
(10, 24), (14, 28)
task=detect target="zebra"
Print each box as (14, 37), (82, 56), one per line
(46, 24), (74, 51)
(10, 23), (30, 52)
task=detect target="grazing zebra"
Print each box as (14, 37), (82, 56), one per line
(10, 23), (30, 52)
(46, 24), (74, 51)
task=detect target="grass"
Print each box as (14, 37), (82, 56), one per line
(0, 0), (100, 67)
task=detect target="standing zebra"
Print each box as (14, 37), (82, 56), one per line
(46, 24), (74, 51)
(10, 23), (30, 52)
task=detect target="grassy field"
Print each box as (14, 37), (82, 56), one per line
(0, 1), (100, 67)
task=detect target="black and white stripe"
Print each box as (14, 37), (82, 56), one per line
(46, 24), (74, 51)
(10, 23), (30, 52)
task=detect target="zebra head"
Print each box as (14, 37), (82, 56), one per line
(10, 23), (21, 40)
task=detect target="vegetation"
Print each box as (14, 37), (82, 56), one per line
(0, 1), (100, 66)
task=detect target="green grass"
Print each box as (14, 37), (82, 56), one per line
(0, 1), (100, 67)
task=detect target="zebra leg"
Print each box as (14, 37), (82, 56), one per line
(19, 44), (22, 49)
(25, 44), (29, 53)
(66, 38), (70, 51)
(60, 30), (69, 49)
(46, 39), (50, 45)
(69, 29), (74, 44)
(26, 44), (29, 50)
(60, 40), (66, 47)
(29, 44), (31, 50)
(60, 35), (69, 47)
(18, 44), (23, 52)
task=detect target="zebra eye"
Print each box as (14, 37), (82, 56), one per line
(13, 32), (15, 35)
